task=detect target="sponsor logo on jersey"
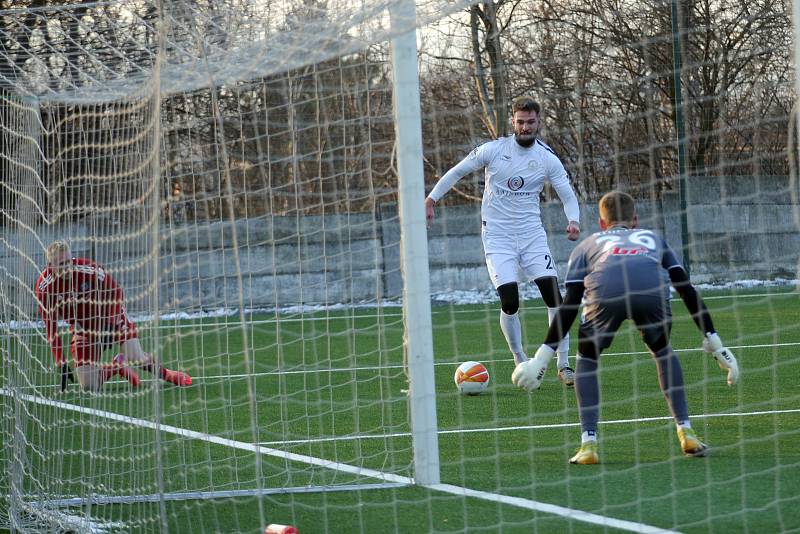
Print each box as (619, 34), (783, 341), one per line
(527, 159), (540, 170)
(507, 175), (525, 190)
(73, 264), (105, 281)
(469, 147), (479, 159)
(501, 154), (511, 161)
(38, 274), (54, 291)
(492, 187), (536, 197)
(610, 245), (649, 256)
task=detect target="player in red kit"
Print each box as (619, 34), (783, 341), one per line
(35, 240), (192, 392)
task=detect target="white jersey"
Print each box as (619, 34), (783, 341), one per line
(428, 135), (579, 235)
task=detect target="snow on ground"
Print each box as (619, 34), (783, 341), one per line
(4, 279), (797, 330)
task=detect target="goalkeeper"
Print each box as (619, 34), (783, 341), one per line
(512, 191), (739, 464)
(35, 240), (192, 392)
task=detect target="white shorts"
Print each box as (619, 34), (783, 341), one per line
(482, 225), (557, 289)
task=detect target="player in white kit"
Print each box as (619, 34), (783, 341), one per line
(425, 96), (581, 386)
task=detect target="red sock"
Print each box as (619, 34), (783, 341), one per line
(118, 366), (140, 387)
(162, 367), (192, 386)
(139, 356), (190, 386)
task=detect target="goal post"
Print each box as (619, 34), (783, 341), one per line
(390, 2), (440, 486)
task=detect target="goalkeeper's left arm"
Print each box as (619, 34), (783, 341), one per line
(669, 266), (740, 386)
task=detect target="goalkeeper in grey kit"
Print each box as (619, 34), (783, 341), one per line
(512, 190), (740, 464)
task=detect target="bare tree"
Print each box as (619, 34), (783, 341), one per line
(470, 1), (512, 138)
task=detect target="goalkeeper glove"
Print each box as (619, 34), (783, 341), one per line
(512, 344), (555, 392)
(702, 333), (740, 386)
(60, 362), (75, 392)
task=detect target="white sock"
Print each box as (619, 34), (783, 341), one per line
(120, 338), (151, 364)
(582, 430), (598, 443)
(500, 310), (527, 365)
(547, 307), (571, 368)
(677, 421), (692, 430)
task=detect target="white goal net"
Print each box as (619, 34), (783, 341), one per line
(1, 0), (798, 532)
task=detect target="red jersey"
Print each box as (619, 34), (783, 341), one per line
(35, 257), (136, 364)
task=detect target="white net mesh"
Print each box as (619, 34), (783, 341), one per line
(1, 0), (798, 532)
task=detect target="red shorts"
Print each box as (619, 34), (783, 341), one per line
(71, 311), (138, 365)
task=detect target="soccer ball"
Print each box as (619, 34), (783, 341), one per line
(454, 361), (490, 395)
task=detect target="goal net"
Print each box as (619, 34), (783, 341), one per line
(1, 0), (798, 532)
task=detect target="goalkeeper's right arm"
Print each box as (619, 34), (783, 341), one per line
(668, 266), (715, 334)
(38, 305), (64, 364)
(36, 294), (73, 390)
(44, 316), (74, 391)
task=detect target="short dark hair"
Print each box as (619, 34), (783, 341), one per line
(511, 96), (541, 115)
(599, 190), (636, 225)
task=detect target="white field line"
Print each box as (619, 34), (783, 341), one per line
(0, 386), (411, 486)
(260, 408), (800, 446)
(428, 483), (679, 534)
(6, 288), (796, 332)
(214, 340), (800, 380)
(37, 483), (410, 507)
(114, 289), (800, 329)
(16, 339), (800, 393)
(0, 386), (679, 533)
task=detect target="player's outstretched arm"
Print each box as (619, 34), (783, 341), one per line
(425, 147), (485, 224)
(669, 267), (715, 334)
(566, 220), (581, 241)
(512, 283), (584, 392)
(549, 173), (581, 241)
(60, 362), (75, 392)
(512, 345), (554, 392)
(543, 282), (583, 348)
(424, 197), (436, 228)
(38, 304), (73, 391)
(669, 267), (740, 386)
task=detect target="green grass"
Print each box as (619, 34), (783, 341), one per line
(5, 286), (800, 533)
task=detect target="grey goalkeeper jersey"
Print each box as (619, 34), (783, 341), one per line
(565, 226), (684, 303)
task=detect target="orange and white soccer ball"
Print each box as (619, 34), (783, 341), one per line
(454, 361), (490, 395)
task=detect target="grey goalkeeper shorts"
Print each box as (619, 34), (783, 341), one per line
(578, 293), (673, 351)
